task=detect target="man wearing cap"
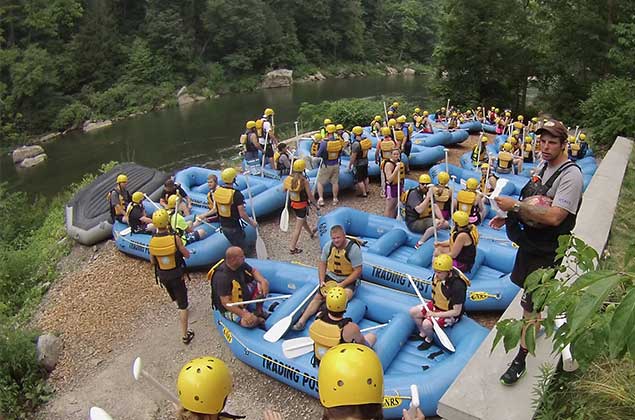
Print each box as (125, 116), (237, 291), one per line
(489, 119), (583, 385)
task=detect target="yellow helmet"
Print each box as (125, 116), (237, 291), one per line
(503, 142), (513, 151)
(380, 126), (392, 136)
(524, 143), (532, 151)
(177, 357), (232, 415)
(293, 159), (306, 172)
(509, 137), (518, 145)
(246, 120), (256, 129)
(477, 106), (482, 111)
(419, 173), (432, 184)
(459, 117), (465, 122)
(466, 109), (472, 114)
(132, 191), (144, 204)
(387, 110), (394, 117)
(352, 126), (363, 135)
(335, 124), (344, 131)
(415, 115), (422, 123)
(567, 136), (576, 143)
(505, 111), (511, 116)
(326, 124), (336, 134)
(512, 129), (520, 136)
(221, 167), (237, 184)
(388, 118), (397, 127)
(392, 101), (399, 107)
(452, 211), (469, 227)
(451, 112), (458, 117)
(423, 110), (429, 116)
(441, 107), (446, 112)
(313, 133), (323, 141)
(437, 171), (450, 185)
(326, 286), (348, 312)
(397, 115), (407, 124)
(152, 209), (169, 229)
(495, 108), (500, 113)
(481, 135), (488, 143)
(167, 194), (179, 209)
(323, 118), (332, 126)
(517, 115), (524, 121)
(318, 343), (384, 408)
(525, 136), (532, 142)
(532, 117), (539, 122)
(116, 174), (128, 183)
(414, 107), (421, 113)
(433, 254), (453, 271)
(264, 108), (274, 116)
(481, 163), (490, 169)
(579, 133), (586, 141)
(466, 178), (478, 191)
(374, 115), (382, 122)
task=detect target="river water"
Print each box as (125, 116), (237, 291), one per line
(1, 76), (428, 197)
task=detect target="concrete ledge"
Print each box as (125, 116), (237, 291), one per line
(437, 137), (633, 420)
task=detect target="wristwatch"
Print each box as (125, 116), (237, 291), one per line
(511, 202), (521, 213)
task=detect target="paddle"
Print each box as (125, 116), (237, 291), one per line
(226, 294), (292, 307)
(406, 274), (455, 352)
(450, 175), (457, 229)
(279, 156), (295, 232)
(89, 407), (113, 420)
(282, 323), (388, 359)
(407, 384), (420, 419)
(132, 357), (179, 404)
(444, 148), (450, 174)
(260, 130), (270, 178)
(396, 160), (403, 221)
(427, 183), (438, 242)
(244, 173), (268, 259)
(263, 284), (319, 343)
(143, 193), (162, 210)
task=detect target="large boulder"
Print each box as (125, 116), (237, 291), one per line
(177, 93), (196, 106)
(403, 68), (416, 76)
(36, 334), (62, 372)
(83, 120), (112, 132)
(12, 145), (45, 164)
(386, 66), (399, 75)
(20, 153), (47, 168)
(36, 132), (60, 144)
(262, 69), (293, 89)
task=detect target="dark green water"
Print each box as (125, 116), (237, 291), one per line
(1, 76), (428, 197)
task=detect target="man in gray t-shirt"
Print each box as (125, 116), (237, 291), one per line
(292, 224), (363, 331)
(491, 119), (584, 386)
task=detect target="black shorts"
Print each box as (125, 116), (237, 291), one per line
(222, 225), (246, 249)
(264, 143), (274, 158)
(354, 165), (368, 183)
(161, 274), (188, 309)
(403, 142), (412, 156)
(292, 206), (308, 219)
(511, 249), (557, 312)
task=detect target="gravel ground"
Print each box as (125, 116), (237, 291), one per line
(34, 132), (499, 419)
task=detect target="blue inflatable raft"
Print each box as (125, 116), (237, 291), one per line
(317, 207), (520, 311)
(215, 259), (488, 418)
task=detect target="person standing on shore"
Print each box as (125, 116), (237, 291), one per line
(316, 124), (343, 206)
(490, 119), (583, 386)
(282, 159), (318, 254)
(214, 168), (258, 251)
(382, 149), (404, 219)
(348, 126), (371, 198)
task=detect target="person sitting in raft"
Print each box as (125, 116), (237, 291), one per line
(175, 356), (244, 420)
(242, 120), (262, 163)
(193, 173), (219, 227)
(382, 148), (405, 219)
(568, 133), (588, 161)
(370, 115), (383, 136)
(316, 124), (343, 206)
(108, 173), (132, 223)
(412, 106), (422, 121)
(420, 110), (433, 133)
(433, 171), (453, 222)
(126, 191), (154, 234)
(522, 138), (535, 163)
(470, 135), (489, 167)
(455, 178), (486, 225)
(396, 115), (412, 172)
(447, 112), (459, 131)
(434, 211), (479, 274)
(166, 194), (207, 244)
(309, 286), (377, 364)
(409, 254), (470, 351)
(214, 168), (258, 251)
(292, 225), (362, 331)
(403, 174), (445, 249)
(496, 142), (515, 174)
(479, 162), (498, 194)
(209, 246), (270, 328)
(273, 142), (292, 176)
(160, 178), (192, 216)
(508, 136), (524, 174)
(348, 126), (371, 198)
(282, 159), (318, 255)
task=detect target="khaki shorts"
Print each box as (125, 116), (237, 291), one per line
(318, 164), (339, 184)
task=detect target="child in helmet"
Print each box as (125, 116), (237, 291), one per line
(126, 191), (154, 234)
(434, 211), (479, 274)
(282, 159), (318, 254)
(454, 178), (486, 225)
(409, 254), (470, 351)
(166, 194), (207, 245)
(194, 174), (219, 226)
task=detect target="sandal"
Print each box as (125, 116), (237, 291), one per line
(332, 199), (339, 205)
(317, 198), (325, 207)
(414, 241), (424, 249)
(290, 248), (303, 254)
(182, 330), (195, 345)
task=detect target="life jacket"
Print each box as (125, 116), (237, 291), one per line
(213, 186), (236, 219)
(394, 128), (405, 143)
(326, 239), (361, 276)
(261, 117), (273, 137)
(379, 138), (396, 159)
(309, 315), (352, 362)
(208, 259), (255, 311)
(471, 145), (486, 165)
(356, 138), (372, 159)
(283, 175), (308, 203)
(456, 190), (476, 215)
(149, 231), (184, 272)
(480, 173), (497, 194)
(383, 160), (405, 185)
(322, 138), (343, 161)
(450, 225), (478, 269)
(107, 187), (131, 222)
(310, 141), (320, 157)
(274, 151), (291, 174)
(523, 145), (533, 162)
(431, 269), (471, 312)
(244, 131), (258, 153)
(569, 142), (580, 158)
(434, 185), (452, 211)
(497, 151), (513, 173)
(207, 189), (216, 210)
(403, 188), (431, 222)
(239, 133), (247, 145)
(125, 202), (145, 232)
(448, 118), (458, 129)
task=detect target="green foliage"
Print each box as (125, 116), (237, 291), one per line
(0, 325), (51, 419)
(580, 78), (635, 149)
(53, 101), (90, 131)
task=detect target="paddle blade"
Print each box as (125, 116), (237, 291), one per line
(279, 208), (289, 232)
(263, 315), (293, 343)
(255, 231), (268, 260)
(431, 317), (455, 352)
(90, 407), (113, 420)
(282, 337), (314, 359)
